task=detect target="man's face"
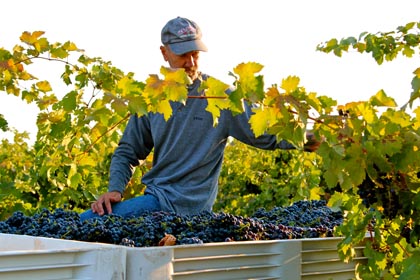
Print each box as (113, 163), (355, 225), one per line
(160, 46), (201, 80)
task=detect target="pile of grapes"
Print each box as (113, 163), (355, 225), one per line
(0, 200), (343, 247)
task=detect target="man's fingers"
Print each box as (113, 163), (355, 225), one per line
(90, 192), (121, 216)
(104, 199), (113, 215)
(91, 200), (104, 215)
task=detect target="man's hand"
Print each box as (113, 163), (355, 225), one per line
(303, 132), (322, 152)
(91, 191), (122, 216)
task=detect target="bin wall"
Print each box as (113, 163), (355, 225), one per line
(1, 234), (366, 280)
(0, 233), (126, 280)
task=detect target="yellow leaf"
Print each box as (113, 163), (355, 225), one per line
(202, 77), (230, 126)
(161, 67), (191, 84)
(233, 62), (264, 94)
(203, 77), (230, 98)
(375, 255), (388, 270)
(206, 100), (223, 126)
(414, 107), (420, 129)
(369, 89), (397, 107)
(382, 109), (412, 128)
(78, 156), (97, 167)
(36, 81), (52, 92)
(63, 41), (78, 51)
(117, 76), (133, 96)
(156, 100), (172, 121)
(20, 31), (45, 44)
(309, 186), (322, 200)
(233, 62), (263, 77)
(164, 81), (188, 103)
(357, 103), (377, 124)
(2, 69), (12, 83)
(281, 76), (300, 93)
(37, 94), (58, 110)
(413, 67), (420, 78)
(144, 74), (164, 102)
(47, 110), (65, 123)
(326, 38), (338, 48)
(249, 107), (278, 137)
(67, 163), (79, 189)
(264, 86), (280, 106)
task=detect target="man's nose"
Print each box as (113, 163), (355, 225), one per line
(184, 55), (195, 67)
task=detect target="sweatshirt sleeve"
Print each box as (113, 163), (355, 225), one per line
(108, 114), (154, 194)
(227, 101), (296, 150)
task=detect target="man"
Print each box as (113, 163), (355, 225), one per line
(80, 17), (319, 221)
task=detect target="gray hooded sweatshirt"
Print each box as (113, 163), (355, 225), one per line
(108, 74), (295, 215)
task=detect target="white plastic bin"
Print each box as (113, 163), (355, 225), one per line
(300, 237), (366, 280)
(0, 233), (126, 280)
(126, 237), (366, 280)
(0, 234), (366, 280)
(127, 240), (301, 280)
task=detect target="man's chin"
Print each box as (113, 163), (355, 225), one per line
(187, 72), (199, 81)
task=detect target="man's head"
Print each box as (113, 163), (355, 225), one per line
(160, 17), (207, 80)
(161, 17), (207, 55)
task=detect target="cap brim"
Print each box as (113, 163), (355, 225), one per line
(169, 40), (208, 55)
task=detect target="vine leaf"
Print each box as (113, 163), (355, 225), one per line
(200, 77), (230, 126)
(281, 76), (300, 93)
(233, 62), (264, 103)
(369, 89), (397, 107)
(36, 81), (52, 92)
(249, 107), (279, 137)
(19, 31), (45, 45)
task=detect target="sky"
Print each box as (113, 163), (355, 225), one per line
(1, 0), (419, 143)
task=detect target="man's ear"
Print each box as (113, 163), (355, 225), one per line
(160, 45), (168, 61)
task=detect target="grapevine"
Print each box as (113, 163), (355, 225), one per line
(0, 22), (420, 279)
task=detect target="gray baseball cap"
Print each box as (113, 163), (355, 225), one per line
(161, 17), (208, 55)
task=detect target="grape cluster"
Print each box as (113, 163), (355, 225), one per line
(0, 200), (344, 247)
(253, 200), (342, 238)
(357, 174), (401, 218)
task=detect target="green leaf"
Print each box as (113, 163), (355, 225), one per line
(400, 250), (420, 279)
(382, 109), (412, 128)
(410, 74), (420, 101)
(327, 192), (347, 212)
(0, 114), (9, 132)
(127, 95), (148, 116)
(61, 91), (77, 112)
(403, 45), (415, 57)
(67, 163), (78, 189)
(37, 94), (58, 110)
(111, 97), (128, 117)
(344, 143), (366, 186)
(228, 88), (245, 114)
(50, 46), (69, 59)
